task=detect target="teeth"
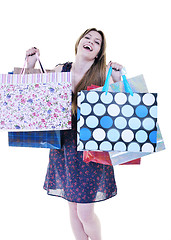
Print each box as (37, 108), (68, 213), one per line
(83, 45), (93, 51)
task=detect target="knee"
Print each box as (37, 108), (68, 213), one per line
(77, 203), (95, 224)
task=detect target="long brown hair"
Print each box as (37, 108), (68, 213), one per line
(72, 28), (107, 114)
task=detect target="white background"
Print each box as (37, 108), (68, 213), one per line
(0, 0), (170, 239)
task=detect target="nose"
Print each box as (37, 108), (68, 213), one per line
(88, 40), (93, 45)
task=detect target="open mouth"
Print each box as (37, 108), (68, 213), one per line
(83, 44), (93, 51)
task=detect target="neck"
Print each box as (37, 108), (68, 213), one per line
(71, 55), (95, 93)
(72, 55), (94, 76)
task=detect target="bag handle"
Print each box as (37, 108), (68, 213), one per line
(20, 53), (46, 75)
(102, 66), (133, 96)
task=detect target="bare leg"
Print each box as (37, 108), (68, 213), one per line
(77, 203), (101, 240)
(68, 202), (88, 240)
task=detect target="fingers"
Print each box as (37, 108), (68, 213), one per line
(108, 61), (123, 71)
(107, 61), (123, 82)
(26, 47), (40, 58)
(26, 47), (40, 68)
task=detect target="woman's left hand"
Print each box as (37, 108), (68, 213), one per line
(107, 61), (123, 83)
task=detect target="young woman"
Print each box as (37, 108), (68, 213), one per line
(26, 28), (123, 240)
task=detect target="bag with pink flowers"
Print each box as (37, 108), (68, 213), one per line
(1, 56), (72, 148)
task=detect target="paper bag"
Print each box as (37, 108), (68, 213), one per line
(77, 90), (158, 153)
(0, 71), (72, 131)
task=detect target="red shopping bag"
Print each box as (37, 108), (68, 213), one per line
(83, 151), (112, 165)
(120, 158), (141, 165)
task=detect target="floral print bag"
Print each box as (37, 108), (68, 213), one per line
(3, 58), (72, 149)
(0, 71), (72, 131)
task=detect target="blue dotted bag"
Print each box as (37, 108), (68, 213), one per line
(77, 68), (159, 153)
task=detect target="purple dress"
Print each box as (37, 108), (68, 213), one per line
(43, 62), (117, 203)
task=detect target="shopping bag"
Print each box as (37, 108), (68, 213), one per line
(92, 70), (165, 165)
(78, 67), (165, 165)
(83, 151), (112, 165)
(0, 69), (72, 131)
(83, 150), (141, 165)
(8, 130), (61, 149)
(77, 67), (165, 158)
(7, 57), (64, 149)
(83, 84), (141, 165)
(77, 90), (158, 152)
(120, 158), (141, 165)
(109, 123), (164, 165)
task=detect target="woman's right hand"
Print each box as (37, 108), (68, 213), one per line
(26, 47), (40, 69)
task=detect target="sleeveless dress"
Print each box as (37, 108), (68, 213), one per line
(43, 62), (117, 203)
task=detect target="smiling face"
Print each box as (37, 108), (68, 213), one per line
(76, 30), (102, 61)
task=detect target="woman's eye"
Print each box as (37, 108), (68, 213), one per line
(85, 36), (90, 39)
(95, 41), (100, 45)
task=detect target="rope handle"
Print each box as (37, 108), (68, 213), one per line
(20, 53), (46, 75)
(102, 66), (133, 96)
